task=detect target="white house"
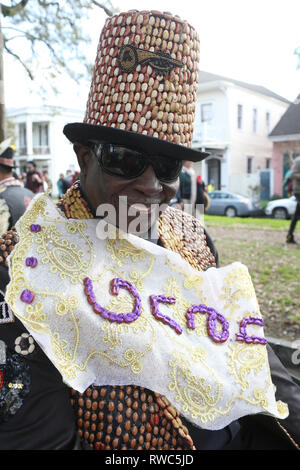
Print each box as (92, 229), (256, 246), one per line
(192, 71), (290, 199)
(7, 105), (84, 197)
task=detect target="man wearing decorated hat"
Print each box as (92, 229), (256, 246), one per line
(0, 139), (34, 237)
(0, 10), (299, 451)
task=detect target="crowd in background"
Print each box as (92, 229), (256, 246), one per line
(13, 161), (79, 198)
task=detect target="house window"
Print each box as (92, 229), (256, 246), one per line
(252, 108), (257, 133)
(201, 103), (213, 123)
(266, 158), (271, 169)
(247, 156), (254, 174)
(32, 123), (50, 154)
(18, 123), (27, 155)
(237, 104), (243, 129)
(266, 112), (270, 132)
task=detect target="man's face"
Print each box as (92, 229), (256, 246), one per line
(75, 143), (179, 234)
(26, 163), (35, 173)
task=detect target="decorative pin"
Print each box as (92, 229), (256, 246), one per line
(30, 224), (41, 232)
(25, 257), (38, 268)
(15, 333), (35, 356)
(0, 340), (6, 364)
(118, 44), (184, 75)
(20, 290), (35, 304)
(0, 289), (14, 324)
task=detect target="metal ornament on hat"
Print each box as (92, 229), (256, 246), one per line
(118, 44), (184, 76)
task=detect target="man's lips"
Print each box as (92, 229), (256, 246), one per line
(118, 198), (165, 214)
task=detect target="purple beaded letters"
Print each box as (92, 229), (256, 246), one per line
(186, 304), (230, 343)
(81, 277), (266, 346)
(83, 277), (141, 324)
(236, 317), (267, 345)
(149, 295), (182, 335)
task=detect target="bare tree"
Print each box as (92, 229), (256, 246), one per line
(0, 0), (118, 140)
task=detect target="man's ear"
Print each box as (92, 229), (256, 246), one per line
(73, 143), (92, 178)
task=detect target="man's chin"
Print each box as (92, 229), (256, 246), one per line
(119, 211), (156, 237)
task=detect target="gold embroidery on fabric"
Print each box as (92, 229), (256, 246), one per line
(106, 236), (155, 291)
(25, 302), (45, 322)
(6, 197), (47, 306)
(161, 276), (206, 337)
(252, 386), (269, 409)
(123, 348), (143, 374)
(168, 347), (272, 422)
(35, 221), (93, 284)
(165, 257), (207, 300)
(163, 259), (208, 335)
(106, 236), (148, 266)
(220, 266), (258, 315)
(276, 401), (289, 419)
(129, 255), (155, 292)
(168, 350), (231, 423)
(227, 342), (267, 391)
(100, 308), (156, 374)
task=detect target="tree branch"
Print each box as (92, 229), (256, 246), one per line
(4, 42), (34, 79)
(3, 26), (65, 68)
(0, 0), (29, 17)
(91, 0), (115, 16)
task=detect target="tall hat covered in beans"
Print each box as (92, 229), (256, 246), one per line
(64, 10), (209, 161)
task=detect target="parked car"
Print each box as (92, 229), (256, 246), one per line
(264, 196), (297, 219)
(205, 191), (262, 217)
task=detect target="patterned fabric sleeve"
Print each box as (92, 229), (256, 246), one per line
(0, 200), (11, 239)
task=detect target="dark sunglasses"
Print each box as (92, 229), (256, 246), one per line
(90, 143), (182, 183)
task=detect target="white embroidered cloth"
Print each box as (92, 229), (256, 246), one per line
(6, 194), (288, 430)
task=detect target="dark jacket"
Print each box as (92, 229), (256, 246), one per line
(0, 181), (34, 235)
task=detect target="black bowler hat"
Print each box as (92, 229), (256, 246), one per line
(0, 138), (15, 168)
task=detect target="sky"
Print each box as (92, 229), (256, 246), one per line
(4, 0), (300, 112)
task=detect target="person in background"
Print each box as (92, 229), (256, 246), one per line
(196, 174), (210, 212)
(65, 169), (74, 189)
(282, 169), (292, 198)
(71, 171), (80, 186)
(20, 172), (27, 186)
(42, 170), (53, 197)
(176, 161), (197, 213)
(25, 161), (44, 194)
(206, 180), (215, 193)
(177, 163), (209, 214)
(57, 173), (71, 197)
(0, 139), (34, 236)
(286, 156), (300, 244)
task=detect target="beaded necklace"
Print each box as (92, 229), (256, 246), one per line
(58, 181), (94, 219)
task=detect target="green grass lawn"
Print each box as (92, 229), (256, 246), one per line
(204, 214), (300, 231)
(204, 216), (300, 341)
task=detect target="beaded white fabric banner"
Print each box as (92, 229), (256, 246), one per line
(5, 194), (288, 430)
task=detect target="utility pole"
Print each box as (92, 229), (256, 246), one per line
(0, 4), (5, 141)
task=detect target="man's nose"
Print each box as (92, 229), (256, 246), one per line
(133, 165), (163, 195)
